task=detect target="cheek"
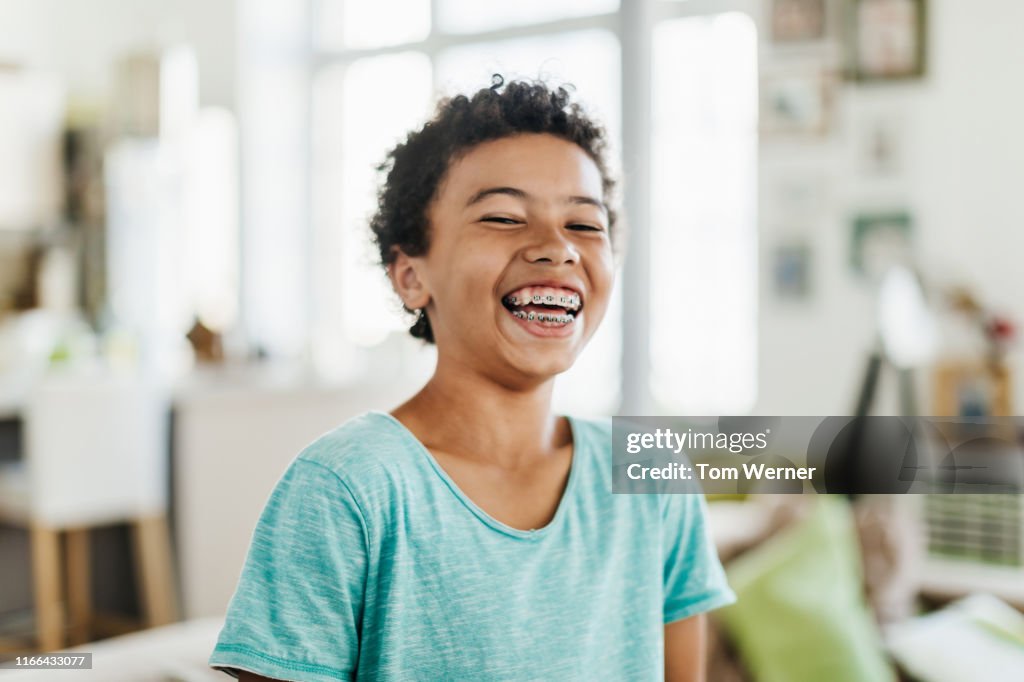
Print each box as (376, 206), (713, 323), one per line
(433, 248), (504, 312)
(581, 249), (615, 331)
(588, 246), (616, 299)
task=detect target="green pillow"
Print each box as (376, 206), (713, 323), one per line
(717, 497), (895, 682)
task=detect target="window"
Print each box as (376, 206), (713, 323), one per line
(650, 12), (758, 413)
(313, 53), (433, 352)
(238, 0), (310, 358)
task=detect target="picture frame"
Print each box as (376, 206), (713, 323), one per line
(849, 211), (913, 279)
(858, 112), (905, 176)
(932, 362), (1012, 418)
(771, 0), (828, 43)
(772, 241), (813, 300)
(846, 0), (927, 81)
(760, 65), (835, 139)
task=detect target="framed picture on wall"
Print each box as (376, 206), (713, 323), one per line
(932, 362), (1012, 418)
(858, 112), (906, 176)
(771, 0), (827, 43)
(760, 65), (834, 139)
(849, 211), (913, 279)
(772, 241), (813, 300)
(847, 0), (927, 81)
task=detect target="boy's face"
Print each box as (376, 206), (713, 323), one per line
(400, 133), (615, 385)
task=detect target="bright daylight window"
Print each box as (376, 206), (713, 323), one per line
(650, 12), (758, 414)
(297, 0), (757, 414)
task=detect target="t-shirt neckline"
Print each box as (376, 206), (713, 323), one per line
(370, 410), (581, 541)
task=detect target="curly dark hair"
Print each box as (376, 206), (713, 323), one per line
(369, 74), (619, 344)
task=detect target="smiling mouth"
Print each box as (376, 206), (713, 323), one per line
(501, 285), (583, 328)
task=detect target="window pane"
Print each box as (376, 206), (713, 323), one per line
(438, 0), (617, 34)
(311, 52), (433, 377)
(437, 31), (622, 415)
(239, 0), (310, 358)
(315, 0), (430, 50)
(650, 13), (758, 413)
(182, 108), (239, 331)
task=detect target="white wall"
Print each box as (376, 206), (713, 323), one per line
(756, 0), (1024, 415)
(0, 0), (236, 109)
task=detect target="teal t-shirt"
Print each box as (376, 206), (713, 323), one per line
(209, 411), (734, 681)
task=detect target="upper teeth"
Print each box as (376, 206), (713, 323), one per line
(504, 286), (581, 311)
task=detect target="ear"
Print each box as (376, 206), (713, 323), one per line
(387, 247), (431, 311)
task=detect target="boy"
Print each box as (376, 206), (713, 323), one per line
(209, 75), (734, 681)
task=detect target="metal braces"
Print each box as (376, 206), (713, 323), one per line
(511, 310), (574, 324)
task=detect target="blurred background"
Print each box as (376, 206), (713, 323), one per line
(1, 0), (1022, 680)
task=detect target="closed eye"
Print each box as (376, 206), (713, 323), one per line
(481, 217), (523, 225)
(481, 217), (604, 232)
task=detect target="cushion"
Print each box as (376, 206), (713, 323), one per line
(716, 496), (895, 682)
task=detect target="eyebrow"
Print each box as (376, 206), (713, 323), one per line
(464, 186), (608, 214)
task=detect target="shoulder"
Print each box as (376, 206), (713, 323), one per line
(297, 410), (409, 465)
(293, 411), (420, 499)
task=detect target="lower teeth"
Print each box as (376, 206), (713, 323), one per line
(512, 310), (573, 324)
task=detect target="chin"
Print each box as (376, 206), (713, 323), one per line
(509, 352), (578, 382)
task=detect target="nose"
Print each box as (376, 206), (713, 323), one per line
(522, 220), (580, 265)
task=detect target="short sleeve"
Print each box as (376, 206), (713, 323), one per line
(661, 492), (736, 624)
(209, 457), (368, 681)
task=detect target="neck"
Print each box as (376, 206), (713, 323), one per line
(391, 352), (569, 468)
